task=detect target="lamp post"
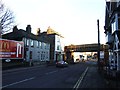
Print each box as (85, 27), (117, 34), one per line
(97, 19), (100, 71)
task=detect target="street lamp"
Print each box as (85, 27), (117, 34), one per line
(97, 19), (100, 71)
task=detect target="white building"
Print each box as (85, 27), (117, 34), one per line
(39, 26), (65, 63)
(2, 25), (50, 66)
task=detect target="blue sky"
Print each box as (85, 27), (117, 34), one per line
(3, 0), (106, 45)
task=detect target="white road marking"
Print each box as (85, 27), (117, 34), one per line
(61, 68), (67, 70)
(73, 67), (89, 90)
(2, 77), (35, 88)
(3, 65), (43, 73)
(2, 65), (45, 75)
(45, 70), (58, 75)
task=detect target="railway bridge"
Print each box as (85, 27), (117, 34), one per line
(64, 43), (108, 62)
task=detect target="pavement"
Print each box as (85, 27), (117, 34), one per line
(2, 61), (48, 70)
(78, 61), (108, 88)
(77, 61), (120, 89)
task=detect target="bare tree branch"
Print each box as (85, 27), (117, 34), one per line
(0, 0), (15, 35)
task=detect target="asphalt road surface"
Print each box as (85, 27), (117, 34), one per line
(2, 61), (97, 89)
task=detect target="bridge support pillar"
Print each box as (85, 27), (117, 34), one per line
(65, 51), (74, 63)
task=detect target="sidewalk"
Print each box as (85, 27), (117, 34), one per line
(2, 62), (47, 71)
(79, 62), (108, 88)
(103, 70), (120, 88)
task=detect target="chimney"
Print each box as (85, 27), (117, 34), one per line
(36, 28), (41, 35)
(13, 26), (18, 33)
(26, 25), (31, 33)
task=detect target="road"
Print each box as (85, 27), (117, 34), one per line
(2, 60), (99, 89)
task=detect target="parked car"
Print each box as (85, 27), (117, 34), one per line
(56, 61), (68, 67)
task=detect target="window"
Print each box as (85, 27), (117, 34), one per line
(44, 43), (46, 49)
(26, 39), (29, 46)
(41, 42), (43, 49)
(39, 42), (41, 48)
(43, 52), (45, 60)
(31, 40), (34, 47)
(23, 38), (26, 46)
(48, 44), (50, 49)
(42, 42), (46, 49)
(46, 44), (49, 49)
(111, 21), (116, 33)
(35, 41), (39, 48)
(118, 18), (120, 29)
(46, 52), (48, 59)
(37, 41), (39, 48)
(57, 45), (60, 50)
(41, 51), (45, 60)
(56, 36), (60, 42)
(118, 43), (120, 49)
(57, 40), (60, 42)
(41, 53), (43, 60)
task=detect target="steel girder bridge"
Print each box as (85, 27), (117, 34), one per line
(64, 43), (108, 52)
(64, 43), (108, 63)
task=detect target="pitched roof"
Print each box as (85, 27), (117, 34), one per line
(2, 29), (49, 43)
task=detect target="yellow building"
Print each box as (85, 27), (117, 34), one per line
(47, 26), (64, 38)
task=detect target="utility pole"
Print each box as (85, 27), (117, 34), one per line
(97, 19), (100, 70)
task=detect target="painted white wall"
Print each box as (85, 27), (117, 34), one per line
(54, 35), (65, 61)
(55, 35), (65, 51)
(24, 38), (50, 62)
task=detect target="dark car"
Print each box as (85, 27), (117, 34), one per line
(56, 61), (68, 67)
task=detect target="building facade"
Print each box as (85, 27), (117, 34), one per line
(54, 34), (65, 62)
(2, 25), (50, 65)
(104, 1), (120, 75)
(38, 26), (65, 63)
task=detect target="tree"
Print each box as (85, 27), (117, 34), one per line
(0, 1), (15, 35)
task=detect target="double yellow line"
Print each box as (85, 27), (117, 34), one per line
(73, 67), (89, 90)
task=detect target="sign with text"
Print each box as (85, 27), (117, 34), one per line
(0, 39), (24, 59)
